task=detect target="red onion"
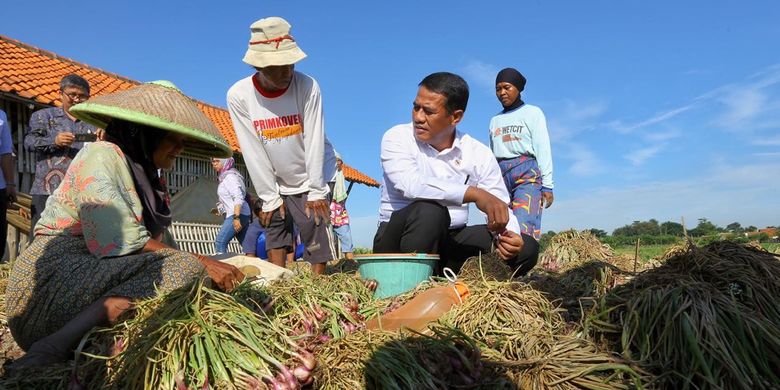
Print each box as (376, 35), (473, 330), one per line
(174, 370), (188, 390)
(200, 372), (211, 390)
(296, 349), (317, 370)
(292, 365), (311, 382)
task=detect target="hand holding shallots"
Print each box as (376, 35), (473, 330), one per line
(197, 255), (244, 292)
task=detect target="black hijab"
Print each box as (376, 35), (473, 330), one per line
(496, 68), (527, 113)
(104, 120), (172, 238)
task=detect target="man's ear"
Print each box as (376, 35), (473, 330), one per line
(450, 109), (465, 126)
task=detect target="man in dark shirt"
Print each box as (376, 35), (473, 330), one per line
(24, 74), (99, 232)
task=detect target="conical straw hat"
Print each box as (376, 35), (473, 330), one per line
(70, 80), (232, 158)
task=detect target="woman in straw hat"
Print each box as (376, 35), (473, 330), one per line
(5, 81), (244, 367)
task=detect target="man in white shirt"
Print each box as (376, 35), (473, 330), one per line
(374, 72), (539, 275)
(227, 17), (337, 274)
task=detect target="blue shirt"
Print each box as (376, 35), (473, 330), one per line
(24, 107), (97, 195)
(0, 110), (14, 189)
(489, 104), (554, 190)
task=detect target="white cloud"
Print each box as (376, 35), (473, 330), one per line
(544, 161), (780, 234)
(645, 130), (680, 142)
(624, 145), (664, 166)
(752, 135), (780, 146)
(716, 88), (767, 127)
(564, 143), (604, 176)
(610, 105), (694, 134)
(461, 60), (499, 90)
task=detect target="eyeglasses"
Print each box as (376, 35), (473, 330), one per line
(62, 90), (89, 101)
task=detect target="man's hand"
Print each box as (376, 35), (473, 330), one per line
(495, 230), (524, 260)
(197, 255), (245, 292)
(232, 218), (242, 232)
(464, 187), (509, 233)
(96, 128), (106, 141)
(55, 132), (75, 147)
(305, 199), (330, 226)
(541, 192), (554, 209)
(259, 201), (285, 228)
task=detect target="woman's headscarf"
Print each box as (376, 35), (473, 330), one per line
(496, 68), (526, 113)
(104, 120), (172, 238)
(217, 157), (236, 181)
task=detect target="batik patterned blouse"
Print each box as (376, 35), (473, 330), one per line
(34, 141), (151, 258)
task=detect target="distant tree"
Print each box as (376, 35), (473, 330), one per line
(660, 221), (685, 237)
(612, 219), (661, 236)
(746, 225), (758, 232)
(690, 218), (719, 237)
(589, 228), (607, 238)
(538, 231), (557, 251)
(726, 222), (742, 233)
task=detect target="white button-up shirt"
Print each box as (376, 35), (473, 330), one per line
(379, 123), (521, 234)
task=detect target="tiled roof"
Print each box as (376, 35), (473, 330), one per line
(0, 34), (379, 187)
(342, 163), (380, 187)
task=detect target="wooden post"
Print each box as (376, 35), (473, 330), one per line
(633, 237), (640, 273)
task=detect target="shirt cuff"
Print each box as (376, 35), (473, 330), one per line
(308, 187), (328, 201)
(261, 196), (283, 213)
(506, 213), (522, 235)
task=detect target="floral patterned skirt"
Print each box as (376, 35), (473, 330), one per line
(4, 234), (204, 350)
(498, 156), (544, 240)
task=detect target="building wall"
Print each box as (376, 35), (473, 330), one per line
(0, 94), (252, 196)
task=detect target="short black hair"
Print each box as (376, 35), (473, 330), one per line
(60, 74), (90, 94)
(418, 72), (469, 114)
(252, 198), (264, 216)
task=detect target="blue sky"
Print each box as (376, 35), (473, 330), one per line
(4, 1), (779, 247)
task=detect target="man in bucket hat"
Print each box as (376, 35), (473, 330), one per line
(227, 17), (337, 275)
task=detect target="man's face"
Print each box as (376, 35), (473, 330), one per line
(257, 65), (295, 91)
(412, 86), (463, 151)
(60, 86), (89, 113)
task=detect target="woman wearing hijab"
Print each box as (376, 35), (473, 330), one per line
(5, 81), (244, 367)
(211, 157), (251, 254)
(489, 68), (555, 241)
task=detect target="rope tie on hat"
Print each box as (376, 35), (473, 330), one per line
(250, 34), (295, 49)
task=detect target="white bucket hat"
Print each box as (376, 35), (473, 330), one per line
(242, 17), (307, 68)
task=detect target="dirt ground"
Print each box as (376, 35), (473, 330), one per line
(0, 322), (24, 369)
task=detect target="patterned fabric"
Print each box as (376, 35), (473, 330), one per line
(499, 156), (543, 240)
(330, 200), (349, 227)
(5, 235), (203, 350)
(23, 107), (98, 195)
(217, 157), (236, 181)
(34, 142), (151, 258)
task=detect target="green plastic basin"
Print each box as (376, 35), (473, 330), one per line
(355, 253), (439, 298)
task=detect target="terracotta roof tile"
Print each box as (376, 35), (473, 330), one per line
(0, 34), (379, 188)
(342, 163), (380, 187)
